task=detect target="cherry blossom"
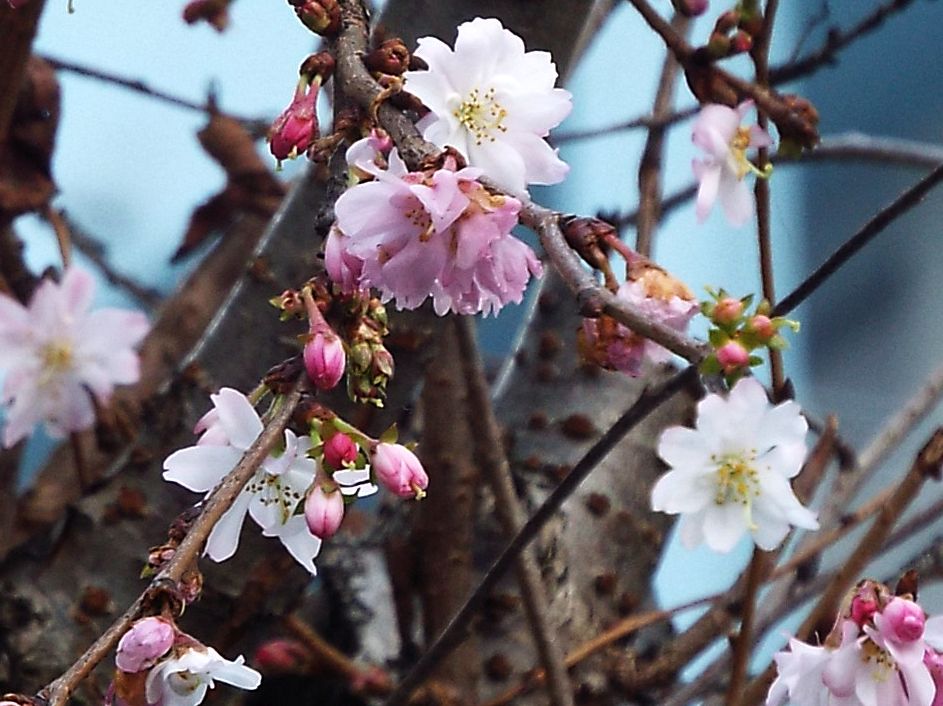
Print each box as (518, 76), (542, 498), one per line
(330, 139), (541, 316)
(162, 388), (322, 573)
(692, 101), (772, 226)
(304, 484), (344, 539)
(0, 266), (149, 447)
(116, 617), (175, 673)
(144, 646), (260, 706)
(403, 17), (572, 193)
(370, 442), (428, 499)
(651, 376), (818, 552)
(766, 634), (831, 706)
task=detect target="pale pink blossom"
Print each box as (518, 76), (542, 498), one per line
(116, 617), (175, 673)
(692, 101), (772, 226)
(652, 376), (818, 552)
(0, 266), (149, 447)
(403, 17), (572, 194)
(579, 280), (697, 377)
(371, 442), (428, 499)
(145, 646), (260, 706)
(163, 388), (322, 573)
(331, 139), (541, 316)
(767, 635), (831, 706)
(304, 485), (345, 539)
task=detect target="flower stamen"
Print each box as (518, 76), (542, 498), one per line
(712, 450), (760, 510)
(452, 87), (508, 146)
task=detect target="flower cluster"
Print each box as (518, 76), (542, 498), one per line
(0, 266), (149, 448)
(403, 17), (572, 194)
(109, 616), (260, 706)
(163, 388), (323, 573)
(769, 580), (943, 706)
(579, 261), (698, 377)
(692, 100), (772, 226)
(327, 137), (542, 316)
(651, 376), (818, 552)
(700, 288), (799, 380)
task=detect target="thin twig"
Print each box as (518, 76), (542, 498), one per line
(39, 53), (271, 136)
(37, 383), (303, 706)
(455, 317), (575, 706)
(772, 162), (943, 317)
(552, 105), (697, 144)
(769, 0), (920, 84)
(635, 12), (690, 257)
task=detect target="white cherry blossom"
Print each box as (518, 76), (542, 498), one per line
(651, 376), (818, 553)
(0, 266), (148, 447)
(163, 388), (322, 573)
(144, 646), (260, 706)
(403, 17), (572, 194)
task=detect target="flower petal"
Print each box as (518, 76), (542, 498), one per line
(211, 388), (263, 450)
(162, 445), (242, 492)
(204, 491), (253, 563)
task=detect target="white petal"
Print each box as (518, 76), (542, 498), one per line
(651, 470), (712, 513)
(923, 615), (943, 650)
(678, 508), (707, 548)
(702, 502), (747, 553)
(719, 170), (755, 227)
(265, 514), (322, 574)
(500, 131), (569, 186)
(694, 161), (721, 222)
(163, 445), (242, 492)
(657, 426), (713, 469)
(204, 651), (262, 690)
(211, 388), (262, 450)
(469, 138), (527, 194)
(204, 491), (253, 563)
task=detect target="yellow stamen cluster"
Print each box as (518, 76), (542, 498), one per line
(861, 639), (895, 682)
(730, 126), (773, 181)
(453, 86), (508, 146)
(712, 451), (759, 507)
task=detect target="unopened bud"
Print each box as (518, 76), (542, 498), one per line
(372, 345), (394, 378)
(879, 597), (926, 644)
(324, 432), (358, 469)
(304, 485), (345, 538)
(716, 341), (750, 373)
(747, 314), (774, 341)
(364, 38), (410, 75)
(304, 331), (346, 390)
(300, 51), (335, 82)
(293, 0), (340, 35)
(706, 32), (731, 59)
(269, 78), (320, 162)
(254, 639), (310, 674)
(712, 297), (743, 326)
(671, 0), (708, 17)
(116, 617), (175, 673)
(371, 442), (428, 499)
(730, 30), (753, 54)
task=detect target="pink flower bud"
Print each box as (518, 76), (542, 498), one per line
(253, 639), (309, 674)
(304, 485), (345, 538)
(304, 330), (346, 390)
(371, 443), (428, 499)
(324, 433), (358, 469)
(115, 616), (175, 673)
(878, 597), (925, 644)
(716, 341), (750, 373)
(712, 297), (744, 326)
(731, 30), (753, 54)
(672, 0), (707, 16)
(269, 78), (320, 162)
(748, 314), (774, 341)
(850, 593), (878, 627)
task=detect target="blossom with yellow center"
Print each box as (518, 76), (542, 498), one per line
(651, 377), (818, 553)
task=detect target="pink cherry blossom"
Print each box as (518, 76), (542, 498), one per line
(878, 598), (927, 645)
(371, 442), (428, 499)
(0, 266), (149, 447)
(330, 138), (541, 316)
(403, 17), (572, 194)
(579, 280), (697, 377)
(323, 432), (358, 469)
(691, 101), (772, 226)
(115, 617), (175, 673)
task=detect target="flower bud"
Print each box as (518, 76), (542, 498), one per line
(747, 314), (774, 341)
(371, 443), (428, 499)
(269, 78), (320, 162)
(712, 297), (744, 326)
(730, 30), (753, 54)
(304, 330), (346, 390)
(850, 592), (878, 627)
(714, 10), (739, 33)
(879, 597), (925, 644)
(292, 0), (340, 35)
(364, 39), (410, 75)
(115, 617), (175, 673)
(300, 51), (335, 82)
(304, 485), (345, 538)
(254, 639), (309, 674)
(324, 432), (358, 469)
(183, 0), (229, 31)
(716, 341), (750, 373)
(372, 345), (394, 378)
(671, 0), (708, 17)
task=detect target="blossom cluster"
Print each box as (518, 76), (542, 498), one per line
(769, 581), (943, 706)
(327, 137), (542, 316)
(108, 616), (260, 706)
(0, 266), (148, 448)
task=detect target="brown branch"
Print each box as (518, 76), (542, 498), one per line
(0, 0), (45, 139)
(35, 383), (303, 706)
(740, 426), (943, 706)
(39, 53), (270, 136)
(635, 12), (690, 257)
(455, 316), (575, 706)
